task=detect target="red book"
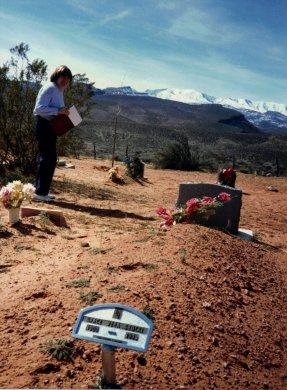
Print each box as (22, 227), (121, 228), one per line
(50, 106), (82, 137)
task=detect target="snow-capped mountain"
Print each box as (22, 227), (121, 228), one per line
(240, 109), (287, 133)
(103, 86), (148, 96)
(145, 88), (287, 116)
(98, 86), (287, 133)
(144, 88), (287, 133)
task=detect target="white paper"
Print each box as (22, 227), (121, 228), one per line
(68, 105), (82, 126)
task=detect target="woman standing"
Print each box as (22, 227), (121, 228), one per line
(33, 65), (72, 202)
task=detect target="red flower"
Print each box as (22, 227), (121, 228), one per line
(186, 198), (199, 215)
(217, 192), (231, 202)
(156, 207), (168, 216)
(201, 196), (215, 203)
(186, 198), (199, 207)
(223, 168), (234, 181)
(160, 217), (173, 227)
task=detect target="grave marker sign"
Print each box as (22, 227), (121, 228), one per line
(72, 304), (154, 385)
(72, 303), (153, 352)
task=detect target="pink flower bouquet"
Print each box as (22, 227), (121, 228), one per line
(156, 192), (231, 228)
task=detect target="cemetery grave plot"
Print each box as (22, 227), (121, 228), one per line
(0, 157), (286, 389)
(176, 182), (242, 234)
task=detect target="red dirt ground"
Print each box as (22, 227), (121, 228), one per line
(0, 158), (286, 389)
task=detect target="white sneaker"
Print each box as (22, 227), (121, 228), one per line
(33, 194), (53, 202)
(47, 194), (55, 200)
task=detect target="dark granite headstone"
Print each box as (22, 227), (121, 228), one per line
(176, 183), (242, 234)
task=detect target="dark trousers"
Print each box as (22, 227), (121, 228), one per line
(35, 117), (57, 195)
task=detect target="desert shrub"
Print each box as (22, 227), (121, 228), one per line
(235, 159), (253, 173)
(66, 278), (91, 288)
(154, 134), (198, 170)
(261, 162), (274, 173)
(79, 290), (103, 305)
(194, 146), (226, 172)
(189, 145), (201, 170)
(200, 158), (219, 172)
(40, 338), (75, 361)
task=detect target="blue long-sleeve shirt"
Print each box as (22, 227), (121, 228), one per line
(33, 82), (64, 120)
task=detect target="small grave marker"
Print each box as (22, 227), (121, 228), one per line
(21, 207), (67, 227)
(57, 160), (75, 169)
(72, 303), (153, 385)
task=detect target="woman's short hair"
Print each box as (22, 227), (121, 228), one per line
(50, 65), (73, 82)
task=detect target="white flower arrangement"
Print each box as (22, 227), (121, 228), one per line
(0, 181), (35, 209)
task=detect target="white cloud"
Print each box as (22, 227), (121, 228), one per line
(158, 50), (287, 102)
(168, 6), (243, 45)
(64, 0), (100, 18)
(65, 0), (132, 25)
(100, 9), (132, 25)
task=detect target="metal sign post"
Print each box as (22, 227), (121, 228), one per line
(102, 345), (116, 385)
(72, 304), (154, 386)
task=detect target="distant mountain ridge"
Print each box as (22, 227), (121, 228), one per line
(91, 93), (261, 134)
(81, 92), (287, 173)
(97, 86), (287, 133)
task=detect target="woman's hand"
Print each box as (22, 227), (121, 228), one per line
(58, 107), (70, 116)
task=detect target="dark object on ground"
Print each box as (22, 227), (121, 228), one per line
(218, 168), (236, 187)
(125, 156), (145, 179)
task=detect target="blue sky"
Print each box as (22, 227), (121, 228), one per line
(0, 0), (286, 102)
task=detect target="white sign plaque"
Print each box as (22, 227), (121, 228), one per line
(72, 304), (153, 352)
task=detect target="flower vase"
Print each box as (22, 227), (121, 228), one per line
(8, 207), (20, 224)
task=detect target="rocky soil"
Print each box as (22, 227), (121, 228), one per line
(0, 158), (286, 389)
